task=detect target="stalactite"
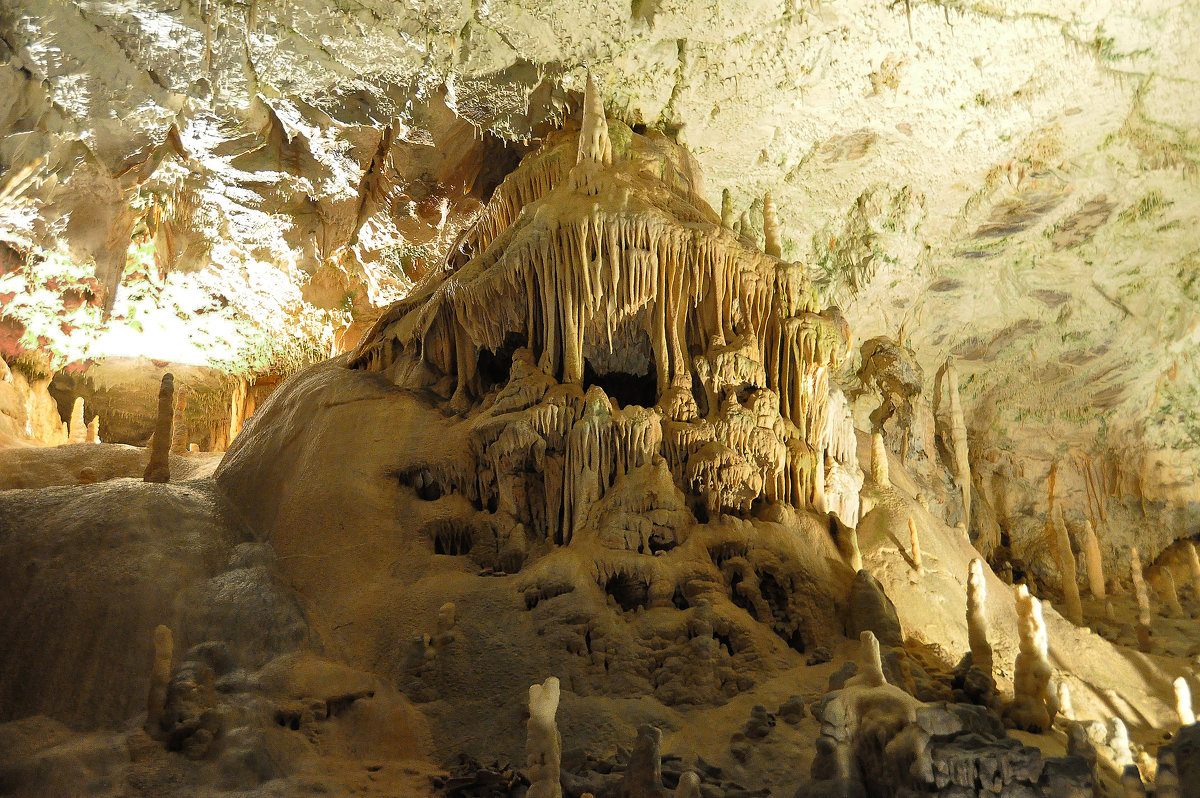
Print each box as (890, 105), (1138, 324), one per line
(1130, 547), (1153, 652)
(144, 374), (174, 484)
(1083, 520), (1105, 600)
(1051, 505), (1082, 626)
(966, 558), (992, 675)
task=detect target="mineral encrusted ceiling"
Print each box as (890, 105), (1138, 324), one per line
(1, 0), (1198, 477)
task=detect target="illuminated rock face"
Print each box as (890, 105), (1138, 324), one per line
(353, 83), (857, 544)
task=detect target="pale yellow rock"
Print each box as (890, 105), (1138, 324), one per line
(1056, 680), (1074, 721)
(944, 357), (970, 530)
(1189, 542), (1200, 609)
(1005, 584), (1055, 732)
(576, 74), (611, 167)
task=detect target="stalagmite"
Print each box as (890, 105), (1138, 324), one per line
(870, 432), (889, 486)
(1175, 677), (1195, 726)
(966, 558), (992, 675)
(68, 397), (85, 443)
(675, 772), (702, 798)
(1005, 584), (1055, 732)
(1131, 547), (1153, 652)
(1150, 565), (1184, 617)
(170, 386), (189, 454)
(1057, 680), (1074, 721)
(1051, 505), (1083, 626)
(86, 415), (99, 443)
(721, 189), (735, 228)
(762, 192), (782, 258)
(944, 357), (971, 530)
(1188, 542), (1200, 607)
(1109, 717), (1135, 769)
(144, 374), (174, 483)
(908, 517), (923, 575)
(1083, 520), (1105, 600)
(526, 676), (562, 798)
(145, 624), (173, 733)
(576, 73), (612, 167)
(847, 527), (863, 572)
(850, 630), (886, 688)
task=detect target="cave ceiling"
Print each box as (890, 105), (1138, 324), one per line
(1, 0), (1199, 478)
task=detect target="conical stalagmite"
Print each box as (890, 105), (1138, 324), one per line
(847, 527), (863, 572)
(1051, 505), (1083, 626)
(144, 373), (174, 484)
(576, 73), (612, 167)
(871, 432), (889, 486)
(1057, 680), (1074, 721)
(849, 630), (886, 688)
(1083, 520), (1105, 600)
(762, 192), (782, 258)
(966, 558), (992, 675)
(1130, 547), (1153, 652)
(86, 415), (99, 443)
(170, 386), (189, 454)
(1150, 565), (1184, 617)
(68, 397), (85, 443)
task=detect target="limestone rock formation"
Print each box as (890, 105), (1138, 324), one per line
(143, 373), (174, 484)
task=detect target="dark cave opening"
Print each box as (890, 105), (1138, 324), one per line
(477, 331), (529, 393)
(604, 571), (649, 612)
(583, 358), (657, 409)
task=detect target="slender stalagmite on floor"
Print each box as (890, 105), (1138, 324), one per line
(966, 558), (992, 675)
(945, 357), (971, 530)
(1057, 681), (1074, 721)
(853, 630), (886, 687)
(526, 676), (562, 798)
(721, 189), (735, 228)
(763, 192), (782, 258)
(847, 526), (863, 572)
(86, 415), (99, 443)
(1130, 547), (1153, 652)
(909, 517), (924, 575)
(675, 772), (702, 798)
(1083, 520), (1105, 600)
(68, 397), (85, 443)
(1153, 566), (1184, 617)
(144, 373), (174, 483)
(1188, 542), (1200, 607)
(145, 624), (173, 733)
(1051, 505), (1083, 625)
(170, 386), (189, 454)
(871, 432), (889, 486)
(1175, 677), (1195, 726)
(1006, 584), (1055, 731)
